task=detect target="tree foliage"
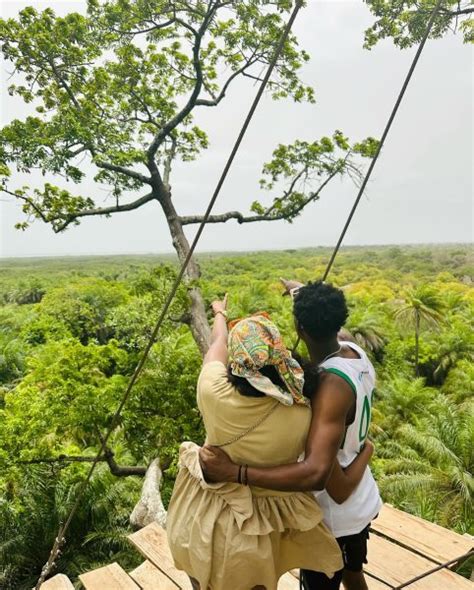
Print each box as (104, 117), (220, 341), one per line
(0, 245), (473, 586)
(0, 0), (375, 234)
(364, 0), (474, 48)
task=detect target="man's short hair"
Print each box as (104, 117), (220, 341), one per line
(294, 280), (348, 340)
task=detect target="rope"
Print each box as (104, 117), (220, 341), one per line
(322, 0), (444, 281)
(34, 3), (304, 587)
(290, 0), (443, 355)
(366, 548), (474, 589)
(392, 549), (474, 589)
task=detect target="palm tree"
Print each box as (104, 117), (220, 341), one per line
(374, 376), (436, 433)
(0, 463), (141, 589)
(377, 398), (473, 533)
(0, 338), (25, 389)
(442, 359), (474, 404)
(344, 307), (387, 361)
(393, 286), (444, 375)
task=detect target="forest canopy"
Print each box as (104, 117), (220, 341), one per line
(0, 245), (472, 588)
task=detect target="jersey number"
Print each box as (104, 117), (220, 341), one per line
(358, 394), (371, 445)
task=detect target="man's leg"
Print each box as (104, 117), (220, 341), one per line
(340, 525), (370, 590)
(341, 570), (368, 590)
(300, 568), (344, 590)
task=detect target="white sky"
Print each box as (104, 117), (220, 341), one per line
(1, 0), (473, 258)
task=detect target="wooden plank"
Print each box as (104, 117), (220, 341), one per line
(366, 535), (473, 590)
(277, 571), (300, 590)
(130, 560), (180, 590)
(372, 504), (473, 564)
(79, 562), (140, 590)
(40, 574), (75, 590)
(287, 569), (391, 590)
(365, 576), (392, 590)
(128, 523), (192, 589)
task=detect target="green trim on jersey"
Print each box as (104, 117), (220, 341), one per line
(324, 367), (357, 397)
(359, 395), (371, 443)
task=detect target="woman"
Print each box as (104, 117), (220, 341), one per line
(166, 296), (343, 590)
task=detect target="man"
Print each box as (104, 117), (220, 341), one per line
(200, 280), (382, 590)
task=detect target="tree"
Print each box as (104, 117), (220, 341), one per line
(374, 375), (436, 432)
(417, 314), (474, 385)
(364, 0), (474, 49)
(0, 1), (377, 354)
(343, 306), (388, 361)
(441, 359), (474, 404)
(0, 339), (130, 462)
(376, 398), (473, 533)
(393, 286), (443, 375)
(0, 463), (142, 589)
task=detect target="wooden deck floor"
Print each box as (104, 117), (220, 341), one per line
(41, 504), (473, 589)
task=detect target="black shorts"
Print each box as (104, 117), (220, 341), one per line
(301, 524), (370, 590)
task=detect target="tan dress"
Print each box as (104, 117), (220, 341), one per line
(167, 361), (343, 590)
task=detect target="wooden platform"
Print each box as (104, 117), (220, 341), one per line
(40, 504), (473, 589)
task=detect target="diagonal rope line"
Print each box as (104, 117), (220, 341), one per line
(322, 0), (444, 281)
(35, 2), (304, 587)
(393, 549), (474, 588)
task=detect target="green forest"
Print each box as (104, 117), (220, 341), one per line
(0, 245), (472, 588)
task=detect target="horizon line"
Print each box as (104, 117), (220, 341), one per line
(1, 241), (472, 262)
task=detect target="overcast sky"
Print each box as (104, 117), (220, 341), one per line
(1, 0), (472, 258)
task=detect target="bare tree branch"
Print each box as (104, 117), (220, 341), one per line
(2, 187), (50, 225)
(68, 145), (89, 157)
(53, 191), (157, 232)
(2, 185), (158, 232)
(163, 137), (177, 186)
(440, 6), (474, 15)
(263, 167), (307, 217)
(146, 2), (219, 161)
(17, 455), (107, 465)
(179, 168), (340, 226)
(195, 53), (261, 107)
(48, 58), (81, 109)
(94, 161), (152, 185)
(110, 17), (177, 36)
(16, 449), (147, 477)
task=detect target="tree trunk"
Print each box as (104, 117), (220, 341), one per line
(159, 190), (211, 356)
(415, 312), (420, 376)
(130, 458), (167, 530)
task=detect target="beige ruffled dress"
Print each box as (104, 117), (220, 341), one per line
(167, 361), (343, 590)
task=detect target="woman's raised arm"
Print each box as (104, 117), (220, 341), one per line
(203, 294), (229, 366)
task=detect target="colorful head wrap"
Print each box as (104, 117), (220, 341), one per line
(228, 314), (308, 407)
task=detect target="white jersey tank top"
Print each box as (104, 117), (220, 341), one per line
(314, 341), (382, 537)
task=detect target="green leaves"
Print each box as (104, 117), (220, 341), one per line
(353, 137), (380, 158)
(251, 131), (376, 222)
(375, 398), (473, 533)
(394, 285), (445, 330)
(0, 246), (473, 584)
(1, 0), (317, 232)
(0, 338), (129, 461)
(12, 183), (95, 232)
(363, 0), (474, 49)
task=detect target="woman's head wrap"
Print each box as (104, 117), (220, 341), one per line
(228, 314), (308, 406)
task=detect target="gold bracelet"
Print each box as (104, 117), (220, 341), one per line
(214, 310), (228, 319)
